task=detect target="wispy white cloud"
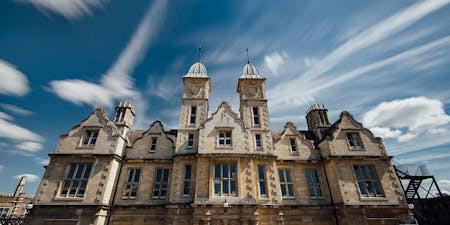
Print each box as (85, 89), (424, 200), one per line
(14, 173), (39, 182)
(16, 141), (43, 153)
(0, 59), (29, 96)
(146, 75), (182, 101)
(269, 0), (450, 107)
(14, 0), (108, 20)
(0, 113), (43, 142)
(0, 165), (4, 173)
(439, 179), (450, 194)
(264, 51), (288, 75)
(48, 0), (168, 128)
(0, 103), (33, 116)
(34, 157), (49, 166)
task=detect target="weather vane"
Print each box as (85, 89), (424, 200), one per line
(198, 46), (202, 62)
(246, 48), (250, 63)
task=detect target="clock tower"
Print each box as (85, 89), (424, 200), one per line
(237, 59), (272, 152)
(175, 59), (210, 153)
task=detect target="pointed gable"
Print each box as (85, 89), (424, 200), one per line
(273, 122), (318, 160)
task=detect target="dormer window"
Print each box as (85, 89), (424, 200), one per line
(150, 137), (158, 152)
(190, 106), (197, 125)
(80, 130), (99, 147)
(218, 131), (232, 148)
(252, 107), (260, 126)
(347, 133), (363, 149)
(289, 138), (297, 152)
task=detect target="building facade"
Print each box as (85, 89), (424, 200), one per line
(28, 60), (413, 225)
(0, 176), (33, 219)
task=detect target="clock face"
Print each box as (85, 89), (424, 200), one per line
(189, 86), (201, 96)
(248, 86), (259, 96)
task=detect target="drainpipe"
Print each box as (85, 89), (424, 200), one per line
(322, 159), (340, 225)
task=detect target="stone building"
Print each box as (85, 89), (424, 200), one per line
(0, 176), (33, 219)
(27, 60), (413, 225)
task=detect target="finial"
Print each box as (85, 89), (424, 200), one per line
(198, 46), (202, 62)
(246, 48), (250, 64)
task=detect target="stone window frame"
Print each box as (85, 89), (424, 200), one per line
(252, 106), (260, 127)
(212, 162), (238, 197)
(150, 137), (158, 152)
(346, 131), (364, 150)
(353, 165), (385, 198)
(278, 167), (295, 199)
(122, 168), (141, 200)
(305, 168), (323, 199)
(187, 133), (194, 149)
(257, 164), (268, 198)
(183, 164), (192, 197)
(152, 168), (170, 199)
(78, 127), (101, 148)
(189, 105), (197, 125)
(58, 163), (93, 199)
(215, 127), (234, 149)
(289, 137), (297, 153)
(255, 133), (262, 149)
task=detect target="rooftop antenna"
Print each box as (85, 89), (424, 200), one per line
(198, 46), (202, 62)
(246, 48), (250, 63)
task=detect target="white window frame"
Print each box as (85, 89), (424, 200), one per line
(60, 163), (92, 198)
(252, 106), (260, 126)
(217, 130), (232, 148)
(122, 168), (141, 199)
(353, 165), (384, 197)
(278, 168), (295, 199)
(347, 132), (364, 150)
(152, 168), (170, 199)
(190, 105), (197, 125)
(305, 169), (323, 199)
(187, 133), (194, 149)
(213, 163), (237, 196)
(0, 207), (10, 218)
(150, 137), (158, 152)
(79, 130), (99, 147)
(289, 138), (297, 152)
(255, 133), (262, 149)
(257, 165), (267, 197)
(183, 165), (192, 197)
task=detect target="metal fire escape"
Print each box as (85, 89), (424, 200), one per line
(395, 165), (449, 225)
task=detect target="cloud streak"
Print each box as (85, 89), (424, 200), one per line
(0, 112), (43, 142)
(269, 0), (450, 107)
(0, 59), (29, 96)
(14, 0), (108, 20)
(49, 0), (168, 128)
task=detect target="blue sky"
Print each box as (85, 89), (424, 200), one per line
(0, 0), (450, 195)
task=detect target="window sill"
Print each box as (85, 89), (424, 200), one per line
(76, 146), (95, 150)
(122, 197), (137, 200)
(216, 146), (233, 149)
(310, 196), (324, 200)
(359, 196), (387, 201)
(53, 197), (84, 201)
(349, 147), (365, 151)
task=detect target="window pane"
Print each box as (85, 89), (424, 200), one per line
(260, 182), (267, 196)
(90, 131), (98, 145)
(281, 185), (287, 196)
(163, 169), (169, 182)
(258, 166), (265, 179)
(214, 164), (220, 178)
(279, 170), (285, 182)
(83, 164), (92, 179)
(223, 180), (229, 194)
(223, 164), (228, 178)
(288, 184), (294, 196)
(134, 169), (141, 182)
(83, 131), (91, 145)
(230, 181), (236, 195)
(286, 170), (292, 182)
(185, 165), (191, 179)
(214, 180), (220, 195)
(230, 164), (236, 178)
(67, 164), (76, 178)
(226, 132), (231, 137)
(75, 164), (84, 178)
(155, 169), (161, 181)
